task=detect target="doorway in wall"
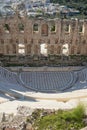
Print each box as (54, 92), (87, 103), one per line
(62, 43), (69, 56)
(18, 43), (25, 55)
(40, 43), (48, 56)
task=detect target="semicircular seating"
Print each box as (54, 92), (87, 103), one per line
(20, 71), (74, 92)
(0, 66), (29, 94)
(1, 66), (87, 93)
(0, 66), (20, 85)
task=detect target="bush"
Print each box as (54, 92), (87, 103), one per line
(62, 104), (85, 122)
(33, 104), (86, 130)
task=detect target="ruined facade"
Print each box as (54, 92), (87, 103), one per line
(0, 14), (87, 65)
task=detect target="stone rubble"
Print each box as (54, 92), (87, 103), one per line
(0, 106), (35, 130)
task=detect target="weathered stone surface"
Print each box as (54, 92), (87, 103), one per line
(0, 15), (87, 57)
(26, 123), (33, 130)
(80, 126), (87, 130)
(0, 113), (5, 123)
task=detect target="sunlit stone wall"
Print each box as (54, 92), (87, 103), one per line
(0, 14), (87, 56)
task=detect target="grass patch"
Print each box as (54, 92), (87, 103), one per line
(33, 104), (86, 130)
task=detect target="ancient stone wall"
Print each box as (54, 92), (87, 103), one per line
(0, 14), (87, 57)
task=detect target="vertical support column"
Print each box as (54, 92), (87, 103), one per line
(16, 43), (19, 55)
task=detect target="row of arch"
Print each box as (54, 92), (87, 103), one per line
(0, 43), (87, 55)
(1, 22), (84, 35)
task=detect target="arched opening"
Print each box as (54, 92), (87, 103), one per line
(4, 24), (10, 33)
(41, 24), (48, 36)
(18, 43), (25, 55)
(40, 43), (48, 56)
(33, 24), (38, 32)
(62, 43), (69, 56)
(64, 24), (70, 33)
(50, 24), (56, 33)
(79, 24), (84, 33)
(18, 23), (24, 33)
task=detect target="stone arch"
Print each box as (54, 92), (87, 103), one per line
(18, 43), (25, 55)
(40, 43), (48, 56)
(38, 39), (48, 56)
(62, 43), (69, 56)
(18, 23), (24, 32)
(33, 23), (38, 32)
(64, 23), (70, 33)
(78, 24), (84, 33)
(41, 24), (48, 36)
(4, 24), (10, 33)
(50, 23), (56, 32)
